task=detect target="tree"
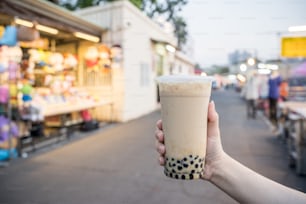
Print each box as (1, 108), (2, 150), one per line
(172, 16), (187, 50)
(47, 0), (188, 49)
(143, 0), (188, 50)
(49, 0), (143, 10)
(143, 0), (187, 21)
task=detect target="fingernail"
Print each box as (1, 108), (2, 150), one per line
(211, 100), (215, 107)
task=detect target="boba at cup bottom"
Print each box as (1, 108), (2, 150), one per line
(164, 155), (205, 180)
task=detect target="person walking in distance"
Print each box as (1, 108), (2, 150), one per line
(245, 70), (259, 119)
(268, 71), (281, 127)
(279, 79), (289, 102)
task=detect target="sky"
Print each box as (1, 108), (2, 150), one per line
(180, 0), (306, 67)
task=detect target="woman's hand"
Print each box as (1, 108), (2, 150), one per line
(155, 101), (226, 181)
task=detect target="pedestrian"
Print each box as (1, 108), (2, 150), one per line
(279, 79), (289, 102)
(245, 70), (259, 119)
(155, 101), (306, 204)
(258, 75), (269, 116)
(268, 71), (282, 127)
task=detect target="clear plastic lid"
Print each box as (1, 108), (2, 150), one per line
(156, 75), (214, 84)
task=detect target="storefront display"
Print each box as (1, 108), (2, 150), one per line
(0, 18), (115, 158)
(0, 26), (22, 161)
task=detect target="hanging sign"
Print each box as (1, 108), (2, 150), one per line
(281, 36), (306, 58)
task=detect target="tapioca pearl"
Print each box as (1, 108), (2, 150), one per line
(190, 160), (194, 165)
(189, 155), (193, 158)
(183, 157), (187, 162)
(169, 173), (173, 177)
(195, 164), (199, 168)
(172, 169), (176, 173)
(171, 158), (174, 161)
(181, 175), (186, 180)
(191, 169), (195, 174)
(177, 160), (181, 164)
(175, 175), (179, 179)
(172, 163), (176, 167)
(183, 163), (189, 168)
(177, 166), (183, 171)
(195, 156), (199, 159)
(200, 163), (203, 168)
(189, 174), (194, 179)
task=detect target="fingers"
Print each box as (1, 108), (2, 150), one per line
(159, 156), (165, 166)
(155, 139), (166, 166)
(155, 129), (166, 155)
(156, 141), (166, 155)
(208, 101), (218, 123)
(155, 129), (164, 143)
(207, 101), (220, 138)
(156, 119), (163, 130)
(156, 119), (165, 166)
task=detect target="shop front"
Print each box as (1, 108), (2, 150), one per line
(75, 0), (194, 122)
(0, 0), (117, 159)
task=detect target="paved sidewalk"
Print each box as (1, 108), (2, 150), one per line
(0, 90), (305, 204)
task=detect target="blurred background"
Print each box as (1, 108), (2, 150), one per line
(0, 0), (306, 203)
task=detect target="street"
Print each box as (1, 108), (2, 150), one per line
(0, 90), (306, 204)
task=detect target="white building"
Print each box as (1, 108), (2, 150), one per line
(75, 0), (194, 122)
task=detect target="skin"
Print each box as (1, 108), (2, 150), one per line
(155, 101), (306, 204)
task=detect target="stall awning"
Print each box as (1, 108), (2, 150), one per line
(0, 0), (106, 37)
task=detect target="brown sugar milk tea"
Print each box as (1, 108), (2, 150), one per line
(157, 75), (212, 180)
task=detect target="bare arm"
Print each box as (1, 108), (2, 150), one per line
(155, 101), (306, 203)
(209, 153), (306, 204)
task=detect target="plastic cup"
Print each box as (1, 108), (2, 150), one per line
(157, 75), (212, 180)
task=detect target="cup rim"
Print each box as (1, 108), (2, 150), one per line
(156, 74), (214, 84)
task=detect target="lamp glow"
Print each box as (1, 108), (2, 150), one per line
(15, 18), (58, 35)
(166, 44), (176, 53)
(240, 64), (247, 72)
(36, 24), (58, 34)
(266, 64), (279, 70)
(15, 18), (33, 27)
(74, 32), (100, 43)
(237, 74), (246, 82)
(288, 25), (306, 32)
(247, 58), (255, 66)
(258, 69), (271, 75)
(258, 63), (266, 69)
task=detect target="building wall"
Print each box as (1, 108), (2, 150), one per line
(75, 0), (177, 122)
(173, 52), (195, 75)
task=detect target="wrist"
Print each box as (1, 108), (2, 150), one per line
(203, 151), (229, 182)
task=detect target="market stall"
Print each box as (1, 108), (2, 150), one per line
(278, 101), (306, 175)
(0, 0), (116, 158)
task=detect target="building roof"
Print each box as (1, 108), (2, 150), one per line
(0, 0), (106, 37)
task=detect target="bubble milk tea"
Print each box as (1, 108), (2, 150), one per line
(157, 75), (212, 180)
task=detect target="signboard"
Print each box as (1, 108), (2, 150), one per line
(281, 37), (306, 58)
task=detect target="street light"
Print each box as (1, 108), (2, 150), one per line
(240, 64), (247, 72)
(288, 25), (306, 32)
(247, 58), (255, 66)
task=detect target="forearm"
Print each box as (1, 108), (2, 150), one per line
(209, 153), (306, 204)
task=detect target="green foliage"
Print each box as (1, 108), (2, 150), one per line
(129, 0), (143, 9)
(143, 0), (188, 50)
(172, 16), (187, 50)
(47, 0), (189, 48)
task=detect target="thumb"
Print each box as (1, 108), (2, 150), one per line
(207, 101), (220, 138)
